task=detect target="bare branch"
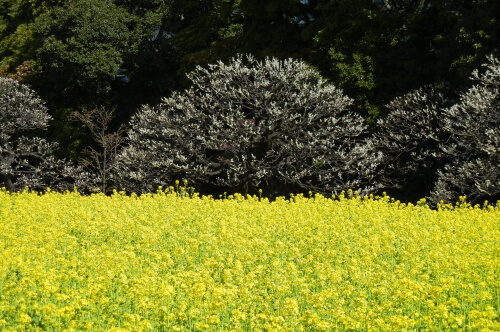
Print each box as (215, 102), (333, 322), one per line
(72, 107), (126, 193)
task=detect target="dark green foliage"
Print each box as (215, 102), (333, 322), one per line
(305, 0), (500, 120)
(33, 0), (132, 101)
(166, 0), (243, 84)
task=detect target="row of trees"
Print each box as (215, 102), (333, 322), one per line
(1, 54), (498, 205)
(0, 0), (499, 160)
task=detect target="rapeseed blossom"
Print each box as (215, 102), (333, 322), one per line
(0, 188), (498, 331)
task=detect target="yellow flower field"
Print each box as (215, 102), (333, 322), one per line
(0, 187), (499, 331)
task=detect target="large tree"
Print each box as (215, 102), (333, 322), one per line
(238, 0), (311, 57)
(165, 0), (244, 84)
(34, 0), (130, 100)
(116, 55), (381, 196)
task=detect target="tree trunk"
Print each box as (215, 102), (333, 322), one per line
(1, 174), (15, 193)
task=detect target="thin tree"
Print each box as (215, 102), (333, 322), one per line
(72, 107), (125, 194)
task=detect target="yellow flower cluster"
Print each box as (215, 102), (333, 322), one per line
(0, 188), (498, 331)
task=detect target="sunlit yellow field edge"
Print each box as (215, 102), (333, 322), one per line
(0, 186), (499, 331)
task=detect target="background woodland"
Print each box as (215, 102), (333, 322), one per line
(0, 0), (499, 204)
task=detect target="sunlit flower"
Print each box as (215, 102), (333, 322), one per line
(0, 188), (498, 331)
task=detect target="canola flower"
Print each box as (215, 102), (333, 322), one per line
(0, 187), (499, 332)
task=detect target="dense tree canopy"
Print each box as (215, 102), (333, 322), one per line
(2, 0), (498, 120)
(32, 0), (133, 101)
